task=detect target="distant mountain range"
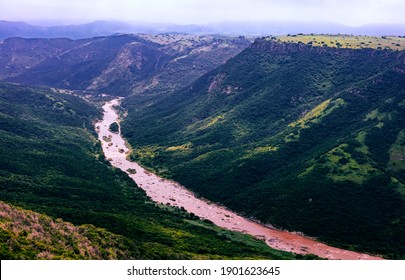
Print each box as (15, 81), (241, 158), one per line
(0, 34), (249, 96)
(1, 20), (404, 39)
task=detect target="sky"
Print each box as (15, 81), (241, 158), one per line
(1, 0), (404, 26)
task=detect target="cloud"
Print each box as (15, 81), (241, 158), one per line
(0, 0), (404, 26)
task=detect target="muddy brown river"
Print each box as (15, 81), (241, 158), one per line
(95, 98), (382, 260)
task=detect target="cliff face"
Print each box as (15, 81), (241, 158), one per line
(251, 38), (313, 53)
(251, 37), (405, 59)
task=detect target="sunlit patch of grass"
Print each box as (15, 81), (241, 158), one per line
(289, 98), (345, 129)
(298, 164), (315, 178)
(132, 145), (162, 161)
(166, 142), (193, 152)
(289, 99), (331, 128)
(392, 177), (405, 197)
(355, 131), (369, 154)
(324, 144), (377, 184)
(231, 121), (251, 139)
(299, 143), (378, 183)
(241, 145), (279, 159)
(286, 99), (346, 142)
(187, 114), (226, 132)
(389, 130), (405, 172)
(364, 109), (391, 122)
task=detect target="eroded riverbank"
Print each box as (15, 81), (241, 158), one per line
(95, 98), (382, 260)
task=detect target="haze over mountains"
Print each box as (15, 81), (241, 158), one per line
(1, 20), (405, 40)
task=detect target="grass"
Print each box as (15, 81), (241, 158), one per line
(242, 146), (279, 160)
(355, 131), (369, 154)
(289, 99), (331, 128)
(131, 145), (161, 160)
(389, 130), (405, 172)
(287, 98), (346, 142)
(166, 142), (193, 152)
(322, 144), (377, 184)
(186, 114), (226, 132)
(274, 34), (405, 51)
(365, 109), (390, 121)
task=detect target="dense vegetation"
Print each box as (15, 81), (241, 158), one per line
(109, 122), (119, 133)
(0, 82), (304, 259)
(122, 39), (405, 258)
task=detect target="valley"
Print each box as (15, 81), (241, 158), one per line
(0, 83), (304, 260)
(1, 32), (404, 260)
(96, 98), (382, 260)
(0, 34), (249, 96)
(121, 37), (405, 259)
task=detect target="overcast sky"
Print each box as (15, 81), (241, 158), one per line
(1, 0), (404, 26)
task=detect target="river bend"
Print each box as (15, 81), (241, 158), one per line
(95, 99), (382, 260)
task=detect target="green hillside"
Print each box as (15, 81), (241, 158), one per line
(0, 82), (303, 260)
(122, 38), (405, 258)
(0, 201), (136, 259)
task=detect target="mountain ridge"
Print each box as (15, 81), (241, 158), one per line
(0, 34), (250, 96)
(1, 20), (404, 40)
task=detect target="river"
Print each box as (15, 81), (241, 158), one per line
(95, 98), (382, 260)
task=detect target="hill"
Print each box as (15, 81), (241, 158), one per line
(0, 34), (249, 96)
(0, 201), (135, 259)
(0, 82), (304, 259)
(121, 38), (405, 258)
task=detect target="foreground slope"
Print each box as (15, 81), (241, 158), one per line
(122, 38), (405, 258)
(0, 201), (134, 259)
(0, 82), (303, 259)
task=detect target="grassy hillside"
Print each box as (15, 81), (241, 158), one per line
(0, 82), (304, 260)
(276, 34), (405, 50)
(122, 38), (405, 258)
